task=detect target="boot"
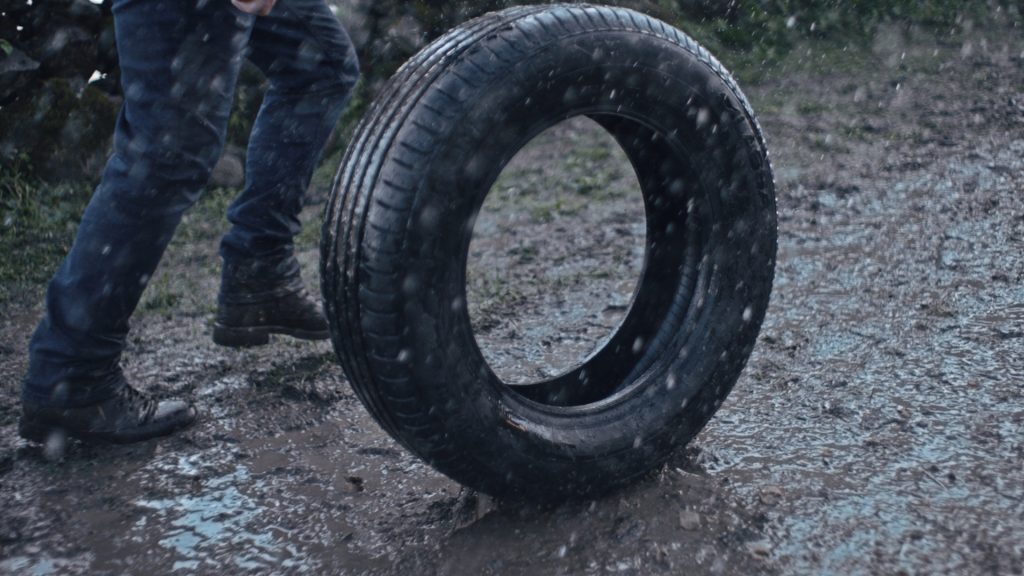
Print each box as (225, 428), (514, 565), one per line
(213, 255), (330, 347)
(19, 370), (197, 445)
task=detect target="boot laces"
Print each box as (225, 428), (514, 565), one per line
(117, 383), (159, 422)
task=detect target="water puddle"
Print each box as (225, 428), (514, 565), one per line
(134, 460), (309, 572)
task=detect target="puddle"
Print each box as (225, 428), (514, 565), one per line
(134, 461), (309, 573)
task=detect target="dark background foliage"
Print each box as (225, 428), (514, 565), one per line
(0, 0), (1015, 289)
(1, 0), (1010, 184)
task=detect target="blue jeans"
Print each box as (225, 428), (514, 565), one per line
(24, 0), (359, 407)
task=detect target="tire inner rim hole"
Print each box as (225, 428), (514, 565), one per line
(466, 116), (647, 387)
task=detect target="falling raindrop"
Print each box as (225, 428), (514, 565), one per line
(696, 108), (711, 129)
(43, 429), (67, 461)
(632, 336), (645, 354)
(451, 296), (465, 312)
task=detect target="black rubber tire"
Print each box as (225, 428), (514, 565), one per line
(321, 4), (776, 501)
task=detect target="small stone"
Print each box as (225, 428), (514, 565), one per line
(747, 540), (772, 558)
(678, 509), (701, 530)
(896, 405), (912, 421)
(343, 476), (364, 493)
(759, 485), (783, 506)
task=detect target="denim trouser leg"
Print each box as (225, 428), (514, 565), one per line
(219, 1), (359, 263)
(23, 0), (256, 407)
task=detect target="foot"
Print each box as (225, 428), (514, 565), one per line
(213, 285), (330, 347)
(214, 255), (330, 347)
(19, 374), (197, 445)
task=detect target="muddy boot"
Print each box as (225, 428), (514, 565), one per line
(19, 371), (197, 445)
(213, 255), (330, 347)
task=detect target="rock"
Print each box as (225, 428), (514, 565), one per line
(759, 485), (784, 506)
(0, 47), (41, 102)
(67, 0), (103, 20)
(0, 46), (40, 75)
(343, 475), (365, 493)
(0, 79), (118, 180)
(678, 509), (701, 531)
(747, 540), (772, 558)
(0, 0), (119, 179)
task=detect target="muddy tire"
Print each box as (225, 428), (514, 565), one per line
(321, 4), (776, 500)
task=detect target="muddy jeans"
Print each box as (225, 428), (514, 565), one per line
(23, 0), (359, 407)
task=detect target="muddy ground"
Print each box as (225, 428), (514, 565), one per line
(2, 21), (1023, 576)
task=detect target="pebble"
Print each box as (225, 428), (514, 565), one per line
(759, 485), (784, 506)
(747, 540), (772, 558)
(678, 509), (701, 530)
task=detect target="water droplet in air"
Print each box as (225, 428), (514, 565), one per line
(44, 429), (67, 461)
(696, 108), (711, 129)
(632, 336), (645, 354)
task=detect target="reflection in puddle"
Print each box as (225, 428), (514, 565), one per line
(135, 456), (308, 572)
(0, 555), (91, 576)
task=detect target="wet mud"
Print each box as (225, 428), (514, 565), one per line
(2, 24), (1023, 575)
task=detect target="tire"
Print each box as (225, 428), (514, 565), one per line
(321, 4), (776, 500)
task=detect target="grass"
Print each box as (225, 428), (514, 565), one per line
(0, 161), (244, 308)
(174, 186), (236, 245)
(467, 270), (526, 333)
(139, 272), (183, 316)
(670, 0), (1018, 85)
(486, 125), (628, 220)
(0, 160), (92, 303)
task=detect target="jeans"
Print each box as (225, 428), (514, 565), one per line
(23, 0), (359, 407)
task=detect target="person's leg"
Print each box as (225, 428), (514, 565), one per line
(221, 0), (358, 262)
(214, 0), (359, 347)
(22, 0), (255, 440)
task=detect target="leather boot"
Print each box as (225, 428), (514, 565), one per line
(19, 370), (197, 445)
(213, 255), (330, 347)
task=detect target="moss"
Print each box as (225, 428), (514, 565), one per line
(75, 85), (118, 152)
(0, 78), (119, 182)
(7, 78), (79, 175)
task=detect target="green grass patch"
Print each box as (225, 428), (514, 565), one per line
(0, 159), (92, 302)
(668, 0), (1017, 83)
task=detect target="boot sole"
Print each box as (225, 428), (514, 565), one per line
(19, 411), (197, 445)
(212, 324), (331, 348)
(18, 418), (64, 444)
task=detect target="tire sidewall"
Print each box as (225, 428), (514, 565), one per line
(364, 27), (775, 493)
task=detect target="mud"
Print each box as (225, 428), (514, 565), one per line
(2, 23), (1023, 576)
